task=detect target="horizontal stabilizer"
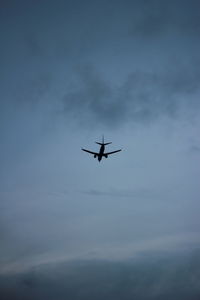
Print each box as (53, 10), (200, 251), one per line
(95, 142), (112, 145)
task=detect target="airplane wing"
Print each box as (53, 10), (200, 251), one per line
(104, 149), (122, 156)
(82, 149), (99, 155)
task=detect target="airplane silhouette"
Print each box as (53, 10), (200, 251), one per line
(82, 135), (122, 162)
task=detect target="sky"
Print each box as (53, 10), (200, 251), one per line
(0, 0), (200, 299)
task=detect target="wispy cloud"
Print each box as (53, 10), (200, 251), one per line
(1, 232), (199, 275)
(83, 187), (157, 199)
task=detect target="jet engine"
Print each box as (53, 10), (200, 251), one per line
(94, 154), (96, 158)
(105, 154), (108, 158)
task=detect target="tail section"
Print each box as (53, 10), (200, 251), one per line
(95, 142), (112, 145)
(95, 135), (112, 146)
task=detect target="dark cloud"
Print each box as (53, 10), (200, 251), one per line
(63, 63), (200, 128)
(130, 0), (200, 37)
(1, 250), (200, 300)
(63, 65), (126, 128)
(1, 1), (200, 130)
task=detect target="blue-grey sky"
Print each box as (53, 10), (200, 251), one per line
(1, 1), (200, 299)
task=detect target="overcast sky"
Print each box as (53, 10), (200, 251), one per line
(1, 1), (200, 299)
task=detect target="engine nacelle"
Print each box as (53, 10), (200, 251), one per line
(94, 154), (96, 158)
(105, 154), (108, 158)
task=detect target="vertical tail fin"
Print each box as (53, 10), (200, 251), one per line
(95, 135), (112, 145)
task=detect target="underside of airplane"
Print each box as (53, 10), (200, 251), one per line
(82, 135), (122, 162)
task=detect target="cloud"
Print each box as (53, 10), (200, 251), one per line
(83, 187), (157, 199)
(0, 249), (200, 300)
(189, 145), (200, 154)
(1, 0), (200, 131)
(130, 0), (200, 37)
(62, 63), (200, 128)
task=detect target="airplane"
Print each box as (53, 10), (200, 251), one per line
(82, 135), (122, 162)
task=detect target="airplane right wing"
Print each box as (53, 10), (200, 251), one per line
(82, 149), (99, 155)
(104, 149), (122, 156)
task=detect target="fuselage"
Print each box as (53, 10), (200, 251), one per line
(98, 144), (105, 161)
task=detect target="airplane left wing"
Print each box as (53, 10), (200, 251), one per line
(104, 149), (122, 156)
(82, 149), (99, 155)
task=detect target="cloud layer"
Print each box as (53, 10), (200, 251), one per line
(1, 250), (200, 300)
